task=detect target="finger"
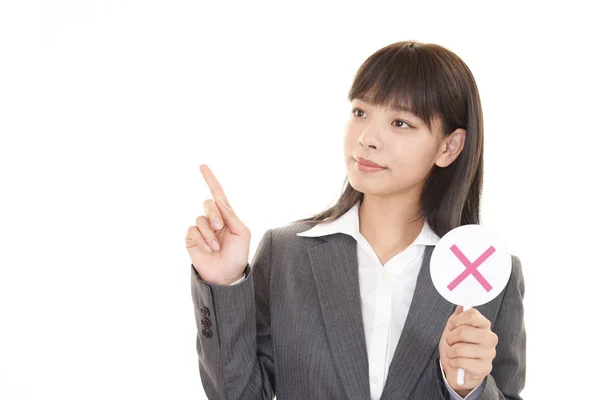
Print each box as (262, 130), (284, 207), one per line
(215, 195), (245, 234)
(446, 325), (484, 346)
(196, 215), (221, 251)
(446, 343), (493, 360)
(185, 225), (213, 253)
(200, 164), (230, 205)
(203, 199), (223, 230)
(448, 305), (462, 322)
(451, 308), (491, 330)
(445, 306), (462, 332)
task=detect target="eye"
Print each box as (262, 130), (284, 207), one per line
(392, 119), (412, 129)
(351, 107), (365, 117)
(352, 107), (412, 129)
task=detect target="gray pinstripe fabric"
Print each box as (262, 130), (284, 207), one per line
(191, 222), (526, 399)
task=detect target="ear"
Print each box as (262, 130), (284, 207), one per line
(435, 128), (466, 168)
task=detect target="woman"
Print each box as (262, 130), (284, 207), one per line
(185, 40), (526, 399)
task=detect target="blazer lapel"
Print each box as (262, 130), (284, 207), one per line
(380, 245), (455, 400)
(308, 233), (371, 400)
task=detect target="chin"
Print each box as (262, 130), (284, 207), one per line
(347, 173), (385, 195)
(348, 171), (414, 198)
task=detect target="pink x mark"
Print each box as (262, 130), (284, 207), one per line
(447, 244), (495, 292)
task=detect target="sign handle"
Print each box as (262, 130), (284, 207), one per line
(456, 305), (471, 386)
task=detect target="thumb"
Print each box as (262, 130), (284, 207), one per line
(215, 196), (244, 234)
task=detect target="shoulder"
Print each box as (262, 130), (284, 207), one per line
(254, 220), (332, 255)
(251, 221), (327, 266)
(266, 221), (325, 247)
(487, 254), (525, 316)
(509, 254), (525, 296)
(252, 219), (329, 255)
(494, 253), (525, 302)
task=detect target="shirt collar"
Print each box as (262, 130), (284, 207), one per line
(296, 203), (440, 246)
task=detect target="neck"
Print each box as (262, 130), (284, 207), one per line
(358, 191), (425, 251)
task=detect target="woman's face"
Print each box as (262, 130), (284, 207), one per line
(343, 98), (464, 197)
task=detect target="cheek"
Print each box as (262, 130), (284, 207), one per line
(388, 141), (438, 176)
(343, 128), (358, 157)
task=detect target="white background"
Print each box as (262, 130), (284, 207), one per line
(1, 1), (598, 399)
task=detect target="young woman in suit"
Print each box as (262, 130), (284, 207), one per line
(185, 40), (526, 399)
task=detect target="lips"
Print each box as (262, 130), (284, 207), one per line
(355, 157), (385, 169)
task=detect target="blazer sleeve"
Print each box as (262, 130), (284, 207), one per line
(190, 229), (275, 399)
(478, 255), (527, 400)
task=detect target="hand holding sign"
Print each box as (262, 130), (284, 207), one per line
(430, 224), (511, 389)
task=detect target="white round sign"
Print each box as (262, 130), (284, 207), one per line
(430, 224), (512, 308)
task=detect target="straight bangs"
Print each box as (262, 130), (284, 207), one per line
(348, 41), (466, 136)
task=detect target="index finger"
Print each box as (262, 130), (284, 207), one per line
(199, 164), (230, 205)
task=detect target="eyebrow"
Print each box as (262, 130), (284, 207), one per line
(354, 99), (420, 120)
(355, 98), (413, 113)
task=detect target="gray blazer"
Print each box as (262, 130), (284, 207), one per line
(190, 222), (526, 399)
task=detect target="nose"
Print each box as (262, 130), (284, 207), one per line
(359, 128), (382, 150)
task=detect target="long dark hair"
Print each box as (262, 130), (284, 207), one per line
(292, 40), (484, 238)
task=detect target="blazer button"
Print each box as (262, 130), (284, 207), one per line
(200, 307), (210, 317)
(201, 317), (211, 328)
(202, 328), (213, 338)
